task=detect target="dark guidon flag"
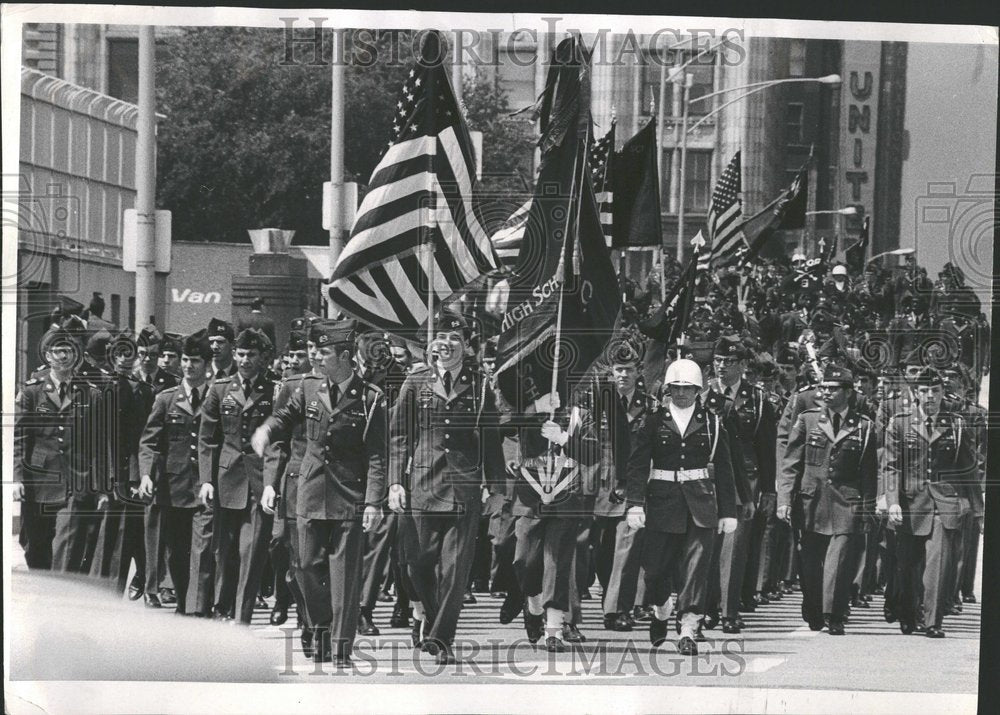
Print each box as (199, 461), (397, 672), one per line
(612, 119), (662, 248)
(493, 36), (622, 414)
(327, 31), (497, 337)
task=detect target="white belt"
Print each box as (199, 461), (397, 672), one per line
(650, 468), (708, 483)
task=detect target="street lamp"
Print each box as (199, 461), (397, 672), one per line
(674, 73), (842, 261)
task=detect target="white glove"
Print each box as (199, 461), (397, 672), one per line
(362, 505), (382, 533)
(138, 475), (155, 500)
(541, 420), (569, 446)
(718, 517), (738, 534)
(533, 391), (561, 414)
(199, 482), (214, 507)
(776, 505), (792, 523)
(12, 483), (24, 502)
(388, 484), (407, 513)
(250, 425), (271, 457)
(626, 506), (645, 531)
(875, 494), (888, 515)
(261, 485), (277, 515)
(888, 504), (903, 526)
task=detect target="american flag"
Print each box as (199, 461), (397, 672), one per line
(588, 122), (615, 248)
(490, 199), (531, 270)
(698, 151), (747, 271)
(327, 33), (497, 334)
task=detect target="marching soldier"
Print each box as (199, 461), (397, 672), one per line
(882, 367), (980, 637)
(134, 325), (180, 394)
(198, 327), (280, 624)
(14, 324), (105, 571)
(253, 319), (387, 666)
(137, 331), (213, 612)
(625, 358), (737, 656)
(777, 365), (878, 634)
(387, 313), (505, 664)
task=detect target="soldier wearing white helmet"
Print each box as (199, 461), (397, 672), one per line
(624, 358), (738, 656)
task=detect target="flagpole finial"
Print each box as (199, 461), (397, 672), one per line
(610, 105), (616, 122)
(649, 96), (655, 115)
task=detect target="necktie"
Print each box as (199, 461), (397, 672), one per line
(244, 378), (253, 396)
(330, 383), (339, 407)
(59, 383), (67, 403)
(832, 412), (841, 435)
(146, 373), (154, 385)
(443, 371), (452, 396)
(191, 387), (202, 412)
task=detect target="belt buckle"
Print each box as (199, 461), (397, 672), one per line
(678, 468), (702, 482)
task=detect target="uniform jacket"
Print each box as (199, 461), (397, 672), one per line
(778, 406), (878, 535)
(14, 370), (105, 504)
(882, 409), (979, 535)
(702, 390), (752, 506)
(625, 396), (737, 534)
(199, 369), (280, 510)
(388, 362), (505, 513)
(133, 366), (179, 395)
(138, 383), (205, 508)
(706, 377), (777, 498)
(592, 380), (649, 518)
(263, 373), (311, 520)
(265, 373), (387, 520)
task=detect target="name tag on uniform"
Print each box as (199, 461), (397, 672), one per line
(306, 405), (321, 421)
(167, 413), (186, 424)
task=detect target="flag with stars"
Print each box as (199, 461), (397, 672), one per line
(327, 31), (497, 335)
(588, 122), (615, 248)
(702, 151), (747, 270)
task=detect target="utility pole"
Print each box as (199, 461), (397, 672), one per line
(133, 26), (156, 331)
(328, 29), (346, 314)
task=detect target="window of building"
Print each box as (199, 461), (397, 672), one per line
(786, 102), (804, 144)
(641, 51), (715, 117)
(128, 296), (135, 329)
(495, 49), (537, 110)
(789, 39), (807, 78)
(684, 150), (713, 213)
(660, 150), (673, 209)
(111, 294), (121, 327)
(107, 38), (138, 103)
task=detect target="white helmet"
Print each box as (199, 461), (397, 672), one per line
(664, 358), (703, 388)
(832, 264), (848, 277)
(792, 251), (806, 263)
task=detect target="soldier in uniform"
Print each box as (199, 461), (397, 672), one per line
(133, 325), (180, 394)
(882, 367), (980, 637)
(777, 365), (878, 634)
(137, 331), (213, 612)
(387, 313), (505, 664)
(625, 359), (738, 656)
(198, 327), (280, 624)
(253, 319), (387, 666)
(158, 333), (183, 378)
(185, 317), (239, 617)
(14, 325), (105, 571)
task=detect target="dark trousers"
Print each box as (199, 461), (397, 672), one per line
(19, 501), (61, 570)
(602, 516), (644, 615)
(360, 509), (394, 610)
(513, 513), (577, 612)
(642, 517), (714, 615)
(469, 515), (494, 588)
(956, 513), (980, 599)
(591, 515), (619, 595)
(753, 494), (782, 593)
(213, 503), (273, 623)
(708, 513), (752, 617)
(269, 509), (305, 618)
(798, 531), (852, 622)
(390, 512), (417, 604)
(298, 517), (364, 656)
(186, 502), (216, 616)
(567, 516), (593, 625)
(487, 499), (519, 597)
(401, 506), (480, 645)
(894, 516), (959, 629)
(144, 504), (195, 611)
(90, 498), (145, 591)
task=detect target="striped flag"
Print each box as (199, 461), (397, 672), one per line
(588, 122), (615, 247)
(490, 199), (531, 270)
(700, 151), (747, 270)
(327, 32), (497, 335)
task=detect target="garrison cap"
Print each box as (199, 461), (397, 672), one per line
(234, 327), (273, 353)
(182, 329), (213, 361)
(436, 311), (470, 337)
(286, 330), (308, 352)
(820, 364), (854, 386)
(161, 332), (183, 355)
(86, 329), (113, 361)
(309, 319), (357, 348)
(713, 335), (746, 359)
(290, 313), (323, 333)
(109, 329), (138, 362)
(137, 324), (162, 349)
(909, 365), (943, 387)
(207, 317), (235, 342)
(41, 325), (83, 352)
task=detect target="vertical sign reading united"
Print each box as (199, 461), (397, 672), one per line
(839, 41), (881, 238)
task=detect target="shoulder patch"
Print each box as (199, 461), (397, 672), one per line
(801, 407), (822, 415)
(161, 385), (179, 395)
(215, 376), (233, 384)
(797, 385), (813, 394)
(24, 377), (42, 386)
(410, 364), (432, 375)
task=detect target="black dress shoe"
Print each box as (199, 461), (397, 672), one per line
(358, 608), (380, 636)
(899, 620), (915, 635)
(410, 619), (423, 648)
(807, 619), (825, 632)
(721, 617), (741, 634)
(435, 645), (458, 664)
(128, 575), (143, 601)
(333, 655), (354, 669)
(757, 593), (771, 605)
(694, 622), (707, 643)
(677, 636), (698, 656)
(472, 578), (490, 593)
(649, 616), (669, 647)
(490, 591), (507, 599)
(144, 593), (162, 608)
(313, 627), (333, 663)
(523, 610), (544, 644)
(270, 605), (289, 626)
(499, 592), (523, 625)
(301, 627), (314, 659)
(545, 636), (567, 653)
(562, 623), (586, 643)
(883, 604), (897, 624)
(614, 613), (633, 632)
(874, 585), (885, 595)
(256, 595), (268, 609)
(624, 612), (638, 629)
(377, 590), (394, 603)
(633, 605), (652, 622)
(827, 619), (845, 636)
(603, 613), (618, 630)
(924, 626), (945, 639)
(463, 590), (477, 605)
(944, 603), (959, 617)
(962, 594), (976, 604)
(702, 610), (720, 630)
(580, 588), (592, 601)
(734, 616), (745, 630)
(421, 637), (445, 656)
(740, 597), (758, 613)
(158, 588), (177, 605)
(915, 621), (927, 633)
(213, 612), (234, 622)
(390, 603), (410, 628)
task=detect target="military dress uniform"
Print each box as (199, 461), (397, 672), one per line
(14, 369), (105, 571)
(625, 394), (737, 632)
(199, 367), (280, 623)
(138, 381), (207, 612)
(882, 398), (979, 635)
(778, 385), (878, 630)
(263, 369), (387, 661)
(388, 360), (505, 652)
